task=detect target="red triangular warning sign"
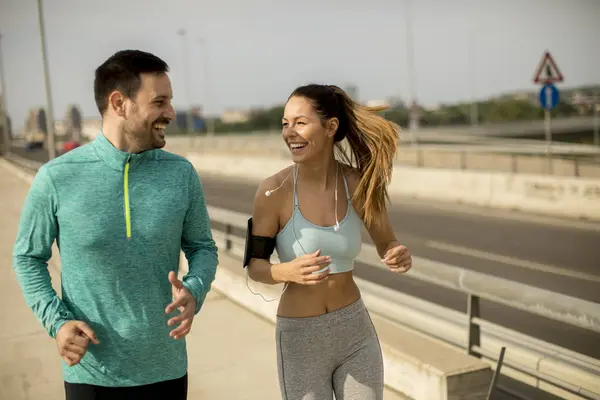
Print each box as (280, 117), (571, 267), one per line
(533, 51), (564, 84)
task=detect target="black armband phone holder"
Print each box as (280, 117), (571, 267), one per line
(243, 218), (276, 268)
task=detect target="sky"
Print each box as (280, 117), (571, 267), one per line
(0, 0), (599, 130)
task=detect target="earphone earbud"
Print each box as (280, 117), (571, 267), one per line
(263, 167), (295, 197)
(333, 222), (340, 232)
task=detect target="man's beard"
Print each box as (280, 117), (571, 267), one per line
(123, 121), (153, 152)
(123, 117), (170, 152)
(123, 103), (169, 152)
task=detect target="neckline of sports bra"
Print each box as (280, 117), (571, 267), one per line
(294, 199), (354, 231)
(285, 162), (354, 232)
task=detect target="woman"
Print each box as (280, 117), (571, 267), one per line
(245, 83), (412, 400)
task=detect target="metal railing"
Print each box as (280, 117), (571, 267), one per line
(206, 204), (600, 400)
(3, 151), (43, 173)
(5, 152), (600, 399)
(163, 133), (600, 179)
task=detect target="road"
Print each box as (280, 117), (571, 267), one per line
(200, 173), (599, 398)
(196, 172), (600, 360)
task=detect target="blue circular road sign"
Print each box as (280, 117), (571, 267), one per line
(539, 84), (560, 110)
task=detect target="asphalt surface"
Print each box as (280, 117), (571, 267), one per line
(200, 172), (600, 400)
(194, 171), (600, 356)
(9, 147), (599, 399)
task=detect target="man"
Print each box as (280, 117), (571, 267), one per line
(12, 49), (218, 399)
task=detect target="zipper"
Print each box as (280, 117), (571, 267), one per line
(124, 159), (132, 240)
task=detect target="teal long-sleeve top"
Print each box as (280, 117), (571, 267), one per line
(12, 132), (219, 387)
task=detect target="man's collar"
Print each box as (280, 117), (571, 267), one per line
(92, 131), (150, 172)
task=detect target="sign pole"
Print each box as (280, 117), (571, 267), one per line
(593, 91), (599, 147)
(0, 33), (10, 155)
(544, 89), (552, 173)
(533, 50), (563, 175)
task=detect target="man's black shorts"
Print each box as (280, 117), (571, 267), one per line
(64, 373), (188, 400)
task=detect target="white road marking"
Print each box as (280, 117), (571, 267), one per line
(426, 240), (600, 284)
(394, 196), (600, 233)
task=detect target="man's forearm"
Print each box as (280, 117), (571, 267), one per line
(12, 165), (74, 338)
(13, 255), (74, 338)
(182, 244), (218, 314)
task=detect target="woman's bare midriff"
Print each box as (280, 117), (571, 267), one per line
(276, 271), (361, 318)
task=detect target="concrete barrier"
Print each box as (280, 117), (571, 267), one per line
(163, 134), (600, 179)
(186, 153), (600, 222)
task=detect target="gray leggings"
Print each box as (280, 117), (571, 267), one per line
(275, 298), (384, 400)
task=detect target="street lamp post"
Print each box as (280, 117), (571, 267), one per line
(467, 13), (479, 129)
(177, 29), (195, 144)
(404, 0), (419, 148)
(405, 0), (418, 132)
(0, 33), (10, 155)
(37, 0), (57, 160)
(593, 91), (599, 147)
(197, 37), (214, 136)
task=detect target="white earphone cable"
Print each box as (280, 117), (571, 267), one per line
(248, 162), (340, 302)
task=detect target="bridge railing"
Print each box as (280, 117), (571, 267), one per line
(206, 203), (600, 400)
(5, 152), (600, 399)
(163, 133), (600, 179)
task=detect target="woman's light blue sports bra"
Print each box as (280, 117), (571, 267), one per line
(275, 166), (363, 274)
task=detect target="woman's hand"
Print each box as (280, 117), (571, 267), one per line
(382, 242), (412, 273)
(274, 250), (331, 285)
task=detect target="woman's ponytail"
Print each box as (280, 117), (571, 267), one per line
(333, 87), (400, 227)
(289, 84), (401, 228)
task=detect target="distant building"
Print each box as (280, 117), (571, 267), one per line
(82, 119), (101, 140)
(175, 107), (205, 132)
(0, 94), (11, 139)
(65, 104), (83, 142)
(386, 96), (407, 108)
(570, 91), (600, 115)
(365, 99), (390, 108)
(22, 107), (48, 144)
(25, 107), (48, 134)
(220, 109), (250, 124)
(26, 107), (52, 134)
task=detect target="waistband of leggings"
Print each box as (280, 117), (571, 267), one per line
(275, 297), (366, 331)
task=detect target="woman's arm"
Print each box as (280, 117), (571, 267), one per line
(345, 167), (411, 272)
(246, 176), (286, 285)
(366, 214), (400, 259)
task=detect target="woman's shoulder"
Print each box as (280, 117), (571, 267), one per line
(259, 164), (294, 189)
(254, 164), (295, 203)
(339, 163), (360, 194)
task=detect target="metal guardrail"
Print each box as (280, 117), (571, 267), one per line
(3, 152), (43, 173)
(164, 133), (600, 179)
(206, 204), (600, 400)
(5, 152), (600, 399)
(167, 131), (600, 154)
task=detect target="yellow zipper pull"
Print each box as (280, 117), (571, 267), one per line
(124, 161), (132, 240)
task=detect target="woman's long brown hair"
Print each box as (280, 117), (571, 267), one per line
(289, 84), (401, 228)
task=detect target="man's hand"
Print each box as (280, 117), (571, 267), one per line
(165, 271), (197, 340)
(56, 320), (99, 367)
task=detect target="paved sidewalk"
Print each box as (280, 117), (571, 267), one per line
(0, 159), (282, 400)
(0, 159), (406, 400)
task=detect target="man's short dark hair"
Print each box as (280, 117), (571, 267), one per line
(94, 49), (169, 116)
